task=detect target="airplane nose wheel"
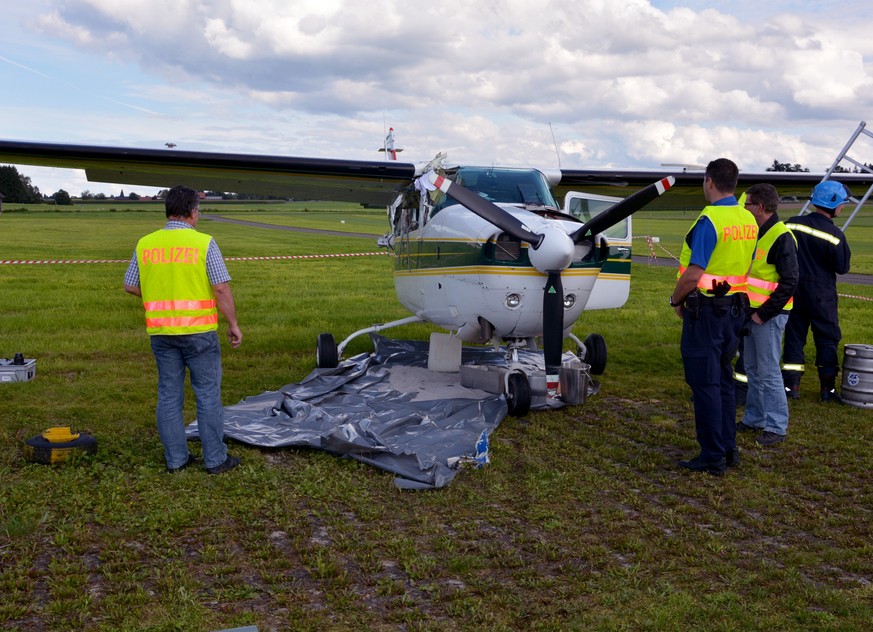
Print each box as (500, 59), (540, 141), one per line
(506, 372), (532, 417)
(580, 333), (607, 375)
(316, 333), (338, 369)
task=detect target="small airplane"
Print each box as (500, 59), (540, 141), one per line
(378, 127), (402, 160)
(1, 134), (871, 414)
(164, 142), (177, 148)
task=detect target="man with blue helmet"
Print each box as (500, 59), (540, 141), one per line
(782, 180), (852, 402)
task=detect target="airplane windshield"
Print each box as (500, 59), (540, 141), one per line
(432, 167), (559, 214)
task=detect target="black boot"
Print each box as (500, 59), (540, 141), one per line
(783, 371), (801, 400)
(820, 375), (843, 404)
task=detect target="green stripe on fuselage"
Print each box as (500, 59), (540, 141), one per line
(393, 239), (628, 272)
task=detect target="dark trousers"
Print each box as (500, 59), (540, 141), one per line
(783, 289), (841, 380)
(681, 302), (745, 462)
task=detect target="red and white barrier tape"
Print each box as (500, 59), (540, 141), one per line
(839, 292), (873, 302)
(4, 248), (871, 302)
(633, 235), (680, 261)
(0, 251), (389, 265)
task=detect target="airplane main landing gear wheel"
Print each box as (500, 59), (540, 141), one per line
(316, 333), (338, 369)
(506, 372), (532, 417)
(581, 333), (607, 375)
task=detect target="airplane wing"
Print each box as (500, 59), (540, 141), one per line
(3, 138), (873, 203)
(0, 140), (417, 206)
(554, 167), (873, 198)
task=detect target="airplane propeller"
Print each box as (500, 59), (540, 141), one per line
(422, 171), (675, 396)
(423, 172), (545, 248)
(570, 176), (675, 241)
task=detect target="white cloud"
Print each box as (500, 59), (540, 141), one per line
(3, 0), (873, 196)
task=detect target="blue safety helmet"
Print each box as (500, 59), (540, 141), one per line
(810, 180), (850, 209)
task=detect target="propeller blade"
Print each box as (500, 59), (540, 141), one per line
(423, 171), (544, 248)
(542, 271), (564, 395)
(570, 176), (675, 243)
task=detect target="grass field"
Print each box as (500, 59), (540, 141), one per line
(1, 205), (872, 631)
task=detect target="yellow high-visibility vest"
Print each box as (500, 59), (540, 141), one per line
(136, 228), (218, 335)
(679, 204), (758, 294)
(747, 222), (796, 309)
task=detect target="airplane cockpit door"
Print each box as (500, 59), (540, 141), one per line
(563, 191), (633, 310)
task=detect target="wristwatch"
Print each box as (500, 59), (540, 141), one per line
(669, 296), (681, 307)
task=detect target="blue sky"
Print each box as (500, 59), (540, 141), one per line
(2, 0), (873, 196)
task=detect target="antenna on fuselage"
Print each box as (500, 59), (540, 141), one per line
(549, 122), (561, 169)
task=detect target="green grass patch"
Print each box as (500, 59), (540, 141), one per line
(0, 211), (872, 629)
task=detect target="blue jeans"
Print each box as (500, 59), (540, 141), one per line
(150, 332), (228, 469)
(741, 313), (789, 435)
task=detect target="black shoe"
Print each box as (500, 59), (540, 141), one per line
(206, 455), (241, 474)
(726, 447), (740, 468)
(755, 431), (785, 447)
(820, 389), (843, 404)
(736, 422), (760, 433)
(167, 454), (197, 473)
(679, 456), (726, 476)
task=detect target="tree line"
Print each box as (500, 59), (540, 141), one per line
(765, 159), (873, 173)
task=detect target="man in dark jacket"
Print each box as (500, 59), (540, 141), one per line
(782, 181), (852, 402)
(737, 184), (798, 446)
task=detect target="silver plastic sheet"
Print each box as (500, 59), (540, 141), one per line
(186, 335), (582, 489)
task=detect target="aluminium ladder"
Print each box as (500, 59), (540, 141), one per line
(799, 120), (873, 231)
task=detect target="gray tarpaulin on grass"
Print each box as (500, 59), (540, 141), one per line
(186, 335), (574, 489)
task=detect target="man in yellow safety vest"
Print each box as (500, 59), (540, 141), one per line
(670, 158), (757, 476)
(736, 183), (798, 446)
(124, 185), (242, 474)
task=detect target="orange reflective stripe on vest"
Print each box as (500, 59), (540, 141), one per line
(144, 299), (217, 312)
(746, 277), (794, 305)
(678, 266), (749, 293)
(145, 314), (219, 329)
(746, 276), (794, 309)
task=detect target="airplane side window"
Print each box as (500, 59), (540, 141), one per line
(569, 198), (593, 222)
(569, 198), (628, 239)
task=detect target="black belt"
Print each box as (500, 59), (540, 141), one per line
(697, 293), (741, 307)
